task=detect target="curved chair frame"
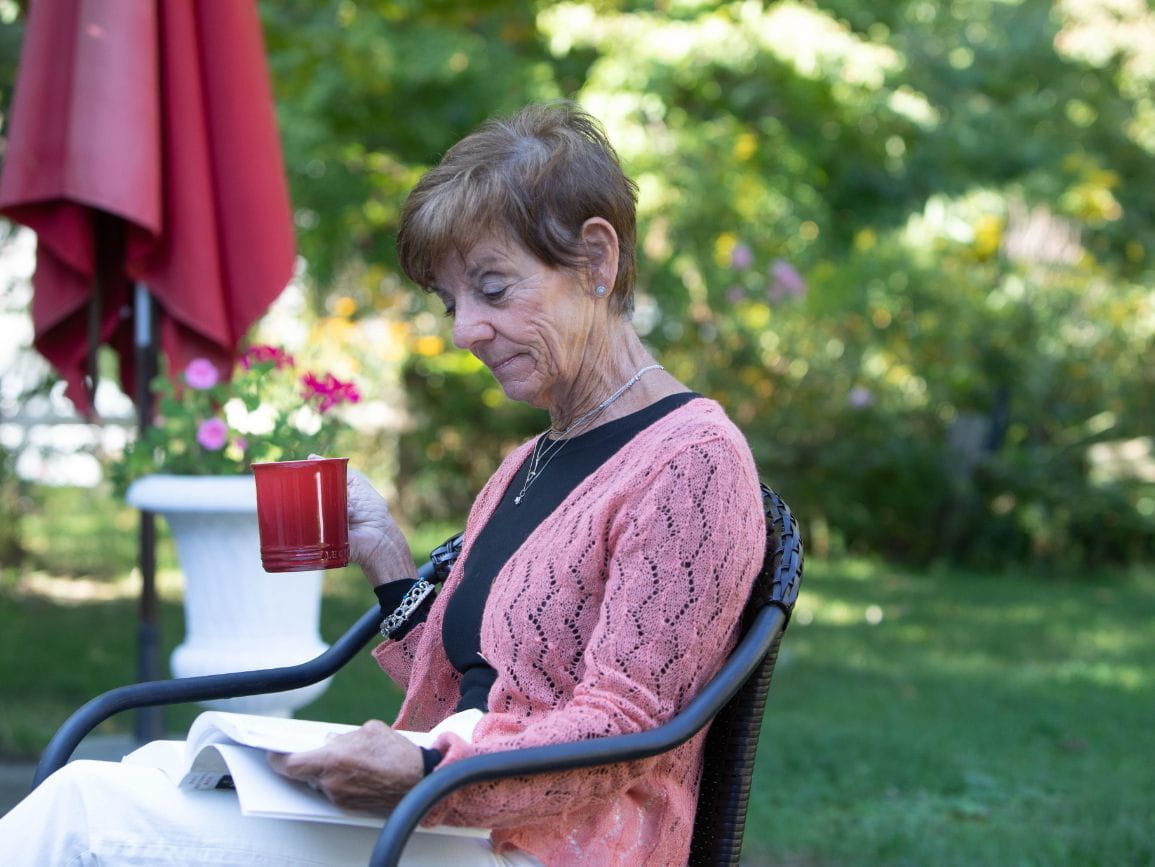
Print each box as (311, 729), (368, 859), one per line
(36, 486), (802, 866)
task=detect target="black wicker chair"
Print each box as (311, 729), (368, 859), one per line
(35, 485), (802, 866)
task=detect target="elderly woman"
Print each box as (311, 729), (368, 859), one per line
(0, 103), (765, 866)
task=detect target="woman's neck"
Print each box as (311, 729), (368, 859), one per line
(546, 328), (679, 436)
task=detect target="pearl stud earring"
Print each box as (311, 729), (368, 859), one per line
(595, 285), (608, 296)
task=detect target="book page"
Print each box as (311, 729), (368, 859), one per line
(127, 711), (486, 838)
(192, 741), (489, 838)
(209, 741), (387, 827)
(123, 738), (253, 792)
(185, 711), (438, 760)
(185, 712), (359, 759)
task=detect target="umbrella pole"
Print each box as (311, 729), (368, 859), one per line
(134, 283), (164, 743)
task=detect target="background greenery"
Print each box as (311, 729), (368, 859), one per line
(255, 0), (1155, 568)
(3, 0), (1154, 566)
(2, 1), (1155, 863)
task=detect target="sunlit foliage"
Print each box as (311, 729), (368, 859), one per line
(2, 0), (1153, 566)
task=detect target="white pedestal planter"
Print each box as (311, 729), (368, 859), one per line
(127, 474), (331, 717)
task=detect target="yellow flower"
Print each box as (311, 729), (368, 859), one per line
(733, 132), (757, 162)
(973, 214), (1003, 260)
(714, 232), (738, 267)
(854, 227), (877, 251)
(413, 335), (445, 357)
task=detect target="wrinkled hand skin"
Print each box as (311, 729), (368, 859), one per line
(267, 720), (425, 811)
(310, 455), (418, 588)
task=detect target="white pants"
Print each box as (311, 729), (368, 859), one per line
(0, 712), (540, 866)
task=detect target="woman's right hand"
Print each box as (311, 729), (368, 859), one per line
(315, 456), (418, 587)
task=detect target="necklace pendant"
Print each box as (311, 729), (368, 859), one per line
(512, 363), (664, 513)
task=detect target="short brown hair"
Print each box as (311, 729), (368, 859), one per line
(397, 102), (639, 315)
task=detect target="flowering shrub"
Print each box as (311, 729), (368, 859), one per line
(117, 345), (361, 479)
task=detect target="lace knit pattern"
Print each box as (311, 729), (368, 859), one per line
(373, 398), (765, 865)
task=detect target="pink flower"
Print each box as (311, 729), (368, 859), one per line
(196, 417), (229, 450)
(184, 358), (220, 390)
(301, 372), (361, 413)
(241, 345), (295, 370)
(730, 242), (754, 270)
(769, 259), (807, 302)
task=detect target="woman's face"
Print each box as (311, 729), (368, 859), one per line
(430, 234), (599, 413)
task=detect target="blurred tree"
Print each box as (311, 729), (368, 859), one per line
(3, 0), (1153, 566)
(530, 0), (1155, 566)
(259, 0), (573, 302)
(0, 1), (26, 150)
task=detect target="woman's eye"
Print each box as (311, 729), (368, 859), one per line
(481, 285), (507, 300)
(442, 304), (456, 319)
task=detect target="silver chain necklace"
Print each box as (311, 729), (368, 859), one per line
(513, 363), (664, 506)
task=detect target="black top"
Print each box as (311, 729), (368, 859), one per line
(374, 392), (699, 714)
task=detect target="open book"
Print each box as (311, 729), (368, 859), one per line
(121, 711), (486, 838)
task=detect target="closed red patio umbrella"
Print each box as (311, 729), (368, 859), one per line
(0, 0), (296, 737)
(0, 0), (295, 413)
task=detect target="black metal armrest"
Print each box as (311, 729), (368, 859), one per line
(369, 604), (789, 867)
(33, 559), (439, 787)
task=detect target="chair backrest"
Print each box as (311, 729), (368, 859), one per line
(369, 483), (802, 866)
(688, 484), (803, 865)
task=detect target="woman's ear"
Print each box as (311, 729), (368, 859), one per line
(580, 217), (620, 295)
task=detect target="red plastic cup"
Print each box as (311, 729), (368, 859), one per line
(252, 458), (350, 572)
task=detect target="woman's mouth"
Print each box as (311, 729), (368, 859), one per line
(488, 354), (520, 374)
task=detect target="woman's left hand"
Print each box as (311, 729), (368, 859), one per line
(308, 454), (418, 587)
(267, 720), (425, 811)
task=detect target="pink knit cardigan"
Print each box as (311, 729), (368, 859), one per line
(373, 398), (765, 865)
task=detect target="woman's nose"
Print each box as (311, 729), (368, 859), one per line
(451, 302), (491, 351)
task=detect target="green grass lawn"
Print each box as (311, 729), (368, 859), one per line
(744, 559), (1155, 866)
(0, 564), (409, 756)
(2, 537), (1153, 864)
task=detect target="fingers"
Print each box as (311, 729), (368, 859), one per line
(306, 454), (372, 496)
(266, 748), (323, 783)
(334, 467), (417, 582)
(345, 466), (384, 506)
(268, 723), (380, 782)
(266, 750), (290, 776)
(279, 746), (330, 774)
(266, 722), (423, 811)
